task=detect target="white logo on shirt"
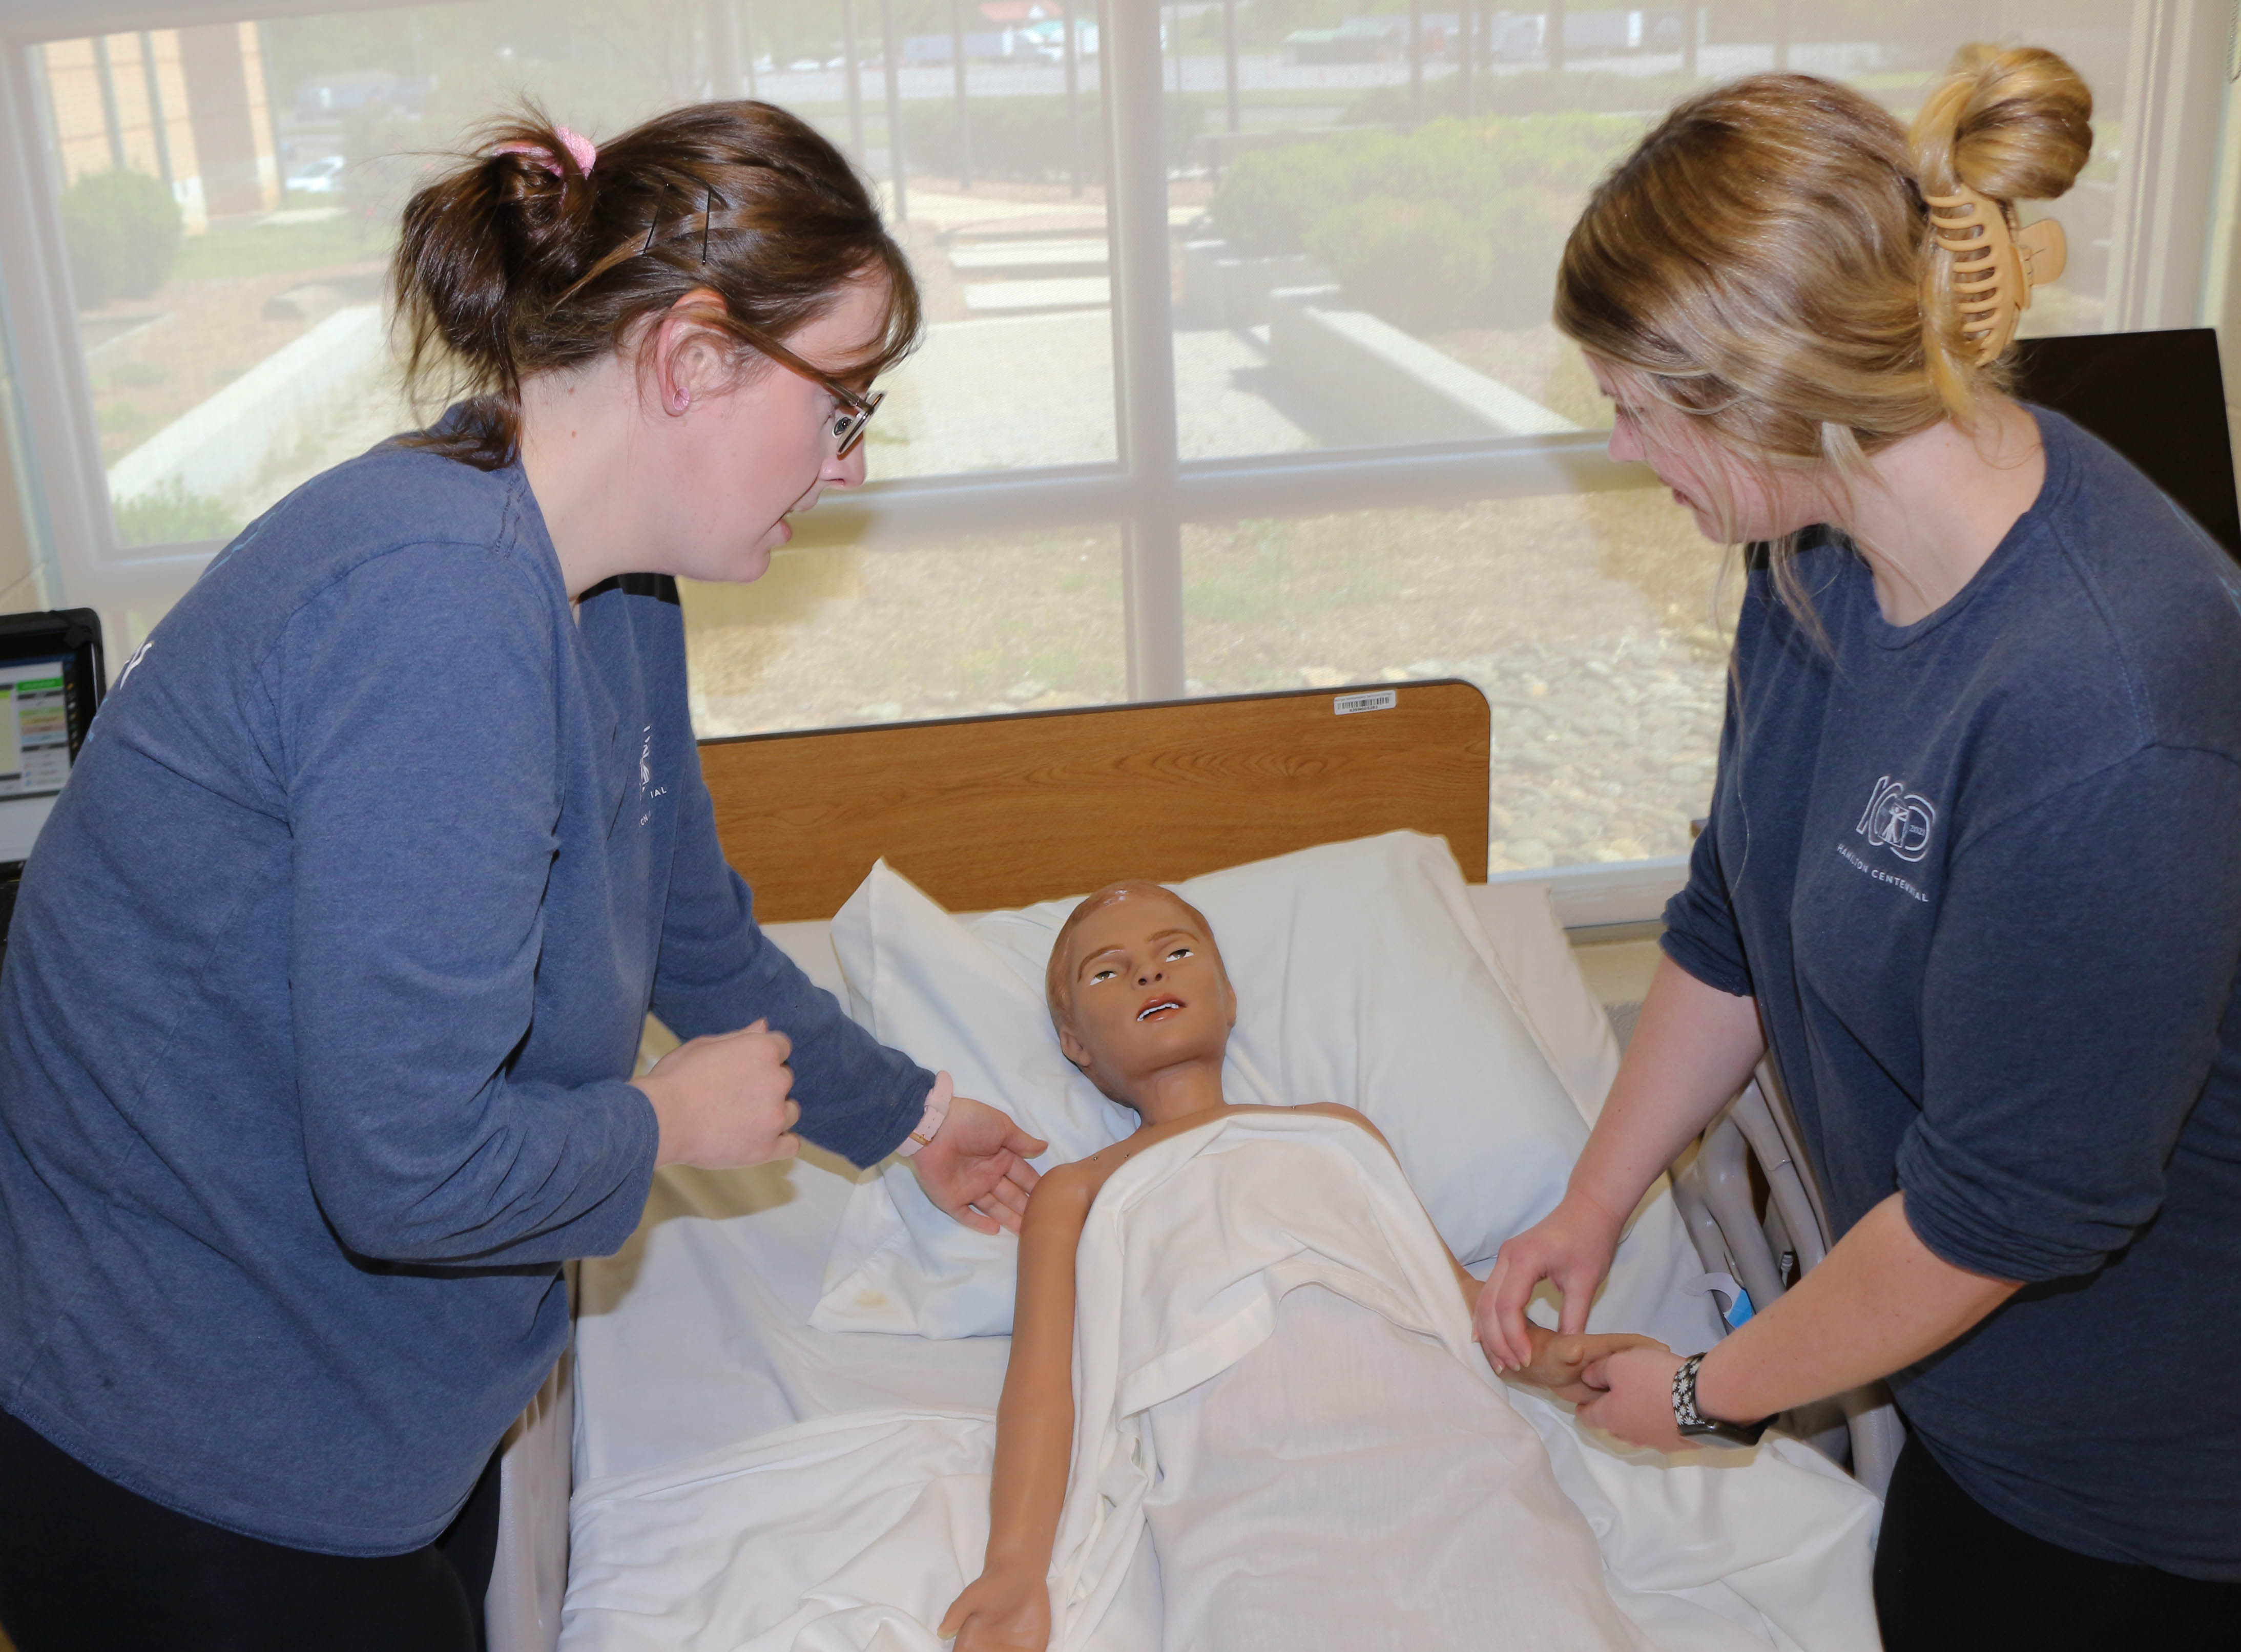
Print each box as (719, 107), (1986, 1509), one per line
(1856, 775), (1937, 863)
(114, 639), (153, 692)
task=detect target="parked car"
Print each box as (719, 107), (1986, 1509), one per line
(285, 155), (346, 195)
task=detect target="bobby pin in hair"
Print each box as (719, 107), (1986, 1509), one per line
(701, 186), (727, 265)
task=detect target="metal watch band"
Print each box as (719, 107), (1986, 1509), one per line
(1670, 1352), (1769, 1449)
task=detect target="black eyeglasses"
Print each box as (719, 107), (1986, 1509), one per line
(740, 327), (883, 459)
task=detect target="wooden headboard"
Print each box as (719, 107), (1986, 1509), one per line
(698, 681), (1491, 922)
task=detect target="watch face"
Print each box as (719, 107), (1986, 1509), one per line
(1679, 1418), (1766, 1449)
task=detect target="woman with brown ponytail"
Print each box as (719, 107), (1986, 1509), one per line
(1475, 46), (2241, 1647)
(0, 104), (1044, 1649)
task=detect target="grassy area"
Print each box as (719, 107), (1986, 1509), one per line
(172, 214), (392, 284)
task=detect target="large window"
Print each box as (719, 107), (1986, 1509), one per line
(1, 0), (2229, 913)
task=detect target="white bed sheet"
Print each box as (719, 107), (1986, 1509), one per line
(562, 893), (1847, 1650)
(565, 1113), (1879, 1652)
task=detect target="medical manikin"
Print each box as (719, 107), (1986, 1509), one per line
(941, 881), (1665, 1652)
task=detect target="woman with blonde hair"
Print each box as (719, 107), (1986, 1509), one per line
(1477, 45), (2241, 1646)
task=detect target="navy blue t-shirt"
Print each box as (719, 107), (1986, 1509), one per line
(1664, 408), (2241, 1581)
(0, 437), (931, 1554)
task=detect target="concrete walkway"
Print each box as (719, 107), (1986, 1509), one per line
(873, 311), (1311, 478)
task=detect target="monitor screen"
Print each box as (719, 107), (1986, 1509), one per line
(0, 611), (107, 871)
(2010, 327), (2241, 563)
(0, 656), (77, 801)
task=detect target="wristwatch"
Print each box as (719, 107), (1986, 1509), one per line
(1670, 1352), (1769, 1449)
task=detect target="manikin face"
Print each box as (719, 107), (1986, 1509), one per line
(1589, 355), (1823, 546)
(1054, 888), (1237, 1106)
(652, 274), (888, 584)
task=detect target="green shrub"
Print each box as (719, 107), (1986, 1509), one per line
(1349, 69), (1698, 126)
(1307, 197), (1492, 331)
(1209, 112), (1629, 329)
(59, 169), (183, 310)
(111, 482), (238, 548)
(1211, 140), (1357, 257)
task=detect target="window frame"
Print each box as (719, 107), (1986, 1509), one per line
(1, 0), (2228, 925)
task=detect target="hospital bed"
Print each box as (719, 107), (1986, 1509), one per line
(481, 679), (1879, 1652)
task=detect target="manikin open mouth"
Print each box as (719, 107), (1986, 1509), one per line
(1136, 997), (1184, 1022)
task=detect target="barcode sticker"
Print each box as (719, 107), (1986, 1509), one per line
(1333, 689), (1398, 716)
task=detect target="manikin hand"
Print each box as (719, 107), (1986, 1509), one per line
(1510, 1326), (1669, 1406)
(909, 1094), (1048, 1235)
(940, 1562), (1051, 1651)
(1576, 1344), (1693, 1452)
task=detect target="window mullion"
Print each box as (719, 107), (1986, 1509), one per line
(1101, 0), (1184, 700)
(0, 38), (112, 619)
(2107, 0), (2229, 330)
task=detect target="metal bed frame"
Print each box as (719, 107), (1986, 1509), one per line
(1671, 1061), (1905, 1498)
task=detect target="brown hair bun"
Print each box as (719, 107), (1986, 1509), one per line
(392, 100), (921, 470)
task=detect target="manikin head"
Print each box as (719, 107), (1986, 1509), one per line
(1045, 882), (1237, 1124)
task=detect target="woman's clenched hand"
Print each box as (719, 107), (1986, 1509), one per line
(635, 1019), (801, 1169)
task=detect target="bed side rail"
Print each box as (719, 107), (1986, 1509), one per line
(487, 1281), (576, 1652)
(1669, 1072), (1905, 1498)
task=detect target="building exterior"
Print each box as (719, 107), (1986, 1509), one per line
(39, 23), (281, 234)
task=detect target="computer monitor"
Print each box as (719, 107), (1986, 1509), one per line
(0, 609), (107, 871)
(2010, 326), (2241, 563)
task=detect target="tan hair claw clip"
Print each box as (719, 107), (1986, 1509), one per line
(1924, 183), (2066, 364)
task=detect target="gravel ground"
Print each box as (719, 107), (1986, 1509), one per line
(682, 486), (1741, 872)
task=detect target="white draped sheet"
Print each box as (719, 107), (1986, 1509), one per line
(563, 1114), (1878, 1651)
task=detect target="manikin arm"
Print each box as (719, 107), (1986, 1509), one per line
(939, 1163), (1095, 1652)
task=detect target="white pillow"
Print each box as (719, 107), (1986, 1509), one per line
(812, 832), (1591, 1338)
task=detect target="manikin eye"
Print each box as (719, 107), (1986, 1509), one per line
(1088, 967), (1117, 985)
(1166, 946), (1192, 961)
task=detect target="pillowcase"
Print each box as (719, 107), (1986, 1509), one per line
(812, 831), (1592, 1339)
(811, 859), (1141, 1337)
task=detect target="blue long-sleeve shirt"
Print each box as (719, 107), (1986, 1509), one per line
(1664, 408), (2241, 1581)
(0, 437), (930, 1554)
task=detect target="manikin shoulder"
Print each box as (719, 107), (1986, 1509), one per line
(1033, 1102), (1385, 1214)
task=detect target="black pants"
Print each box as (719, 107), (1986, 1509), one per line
(0, 1406), (500, 1652)
(1875, 1434), (2241, 1651)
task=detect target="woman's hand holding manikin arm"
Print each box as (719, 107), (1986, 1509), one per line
(940, 1165), (1095, 1652)
(1323, 1105), (1674, 1396)
(1475, 954), (1767, 1368)
(1579, 1193), (2019, 1450)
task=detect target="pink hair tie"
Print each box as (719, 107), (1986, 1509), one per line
(492, 126), (596, 179)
